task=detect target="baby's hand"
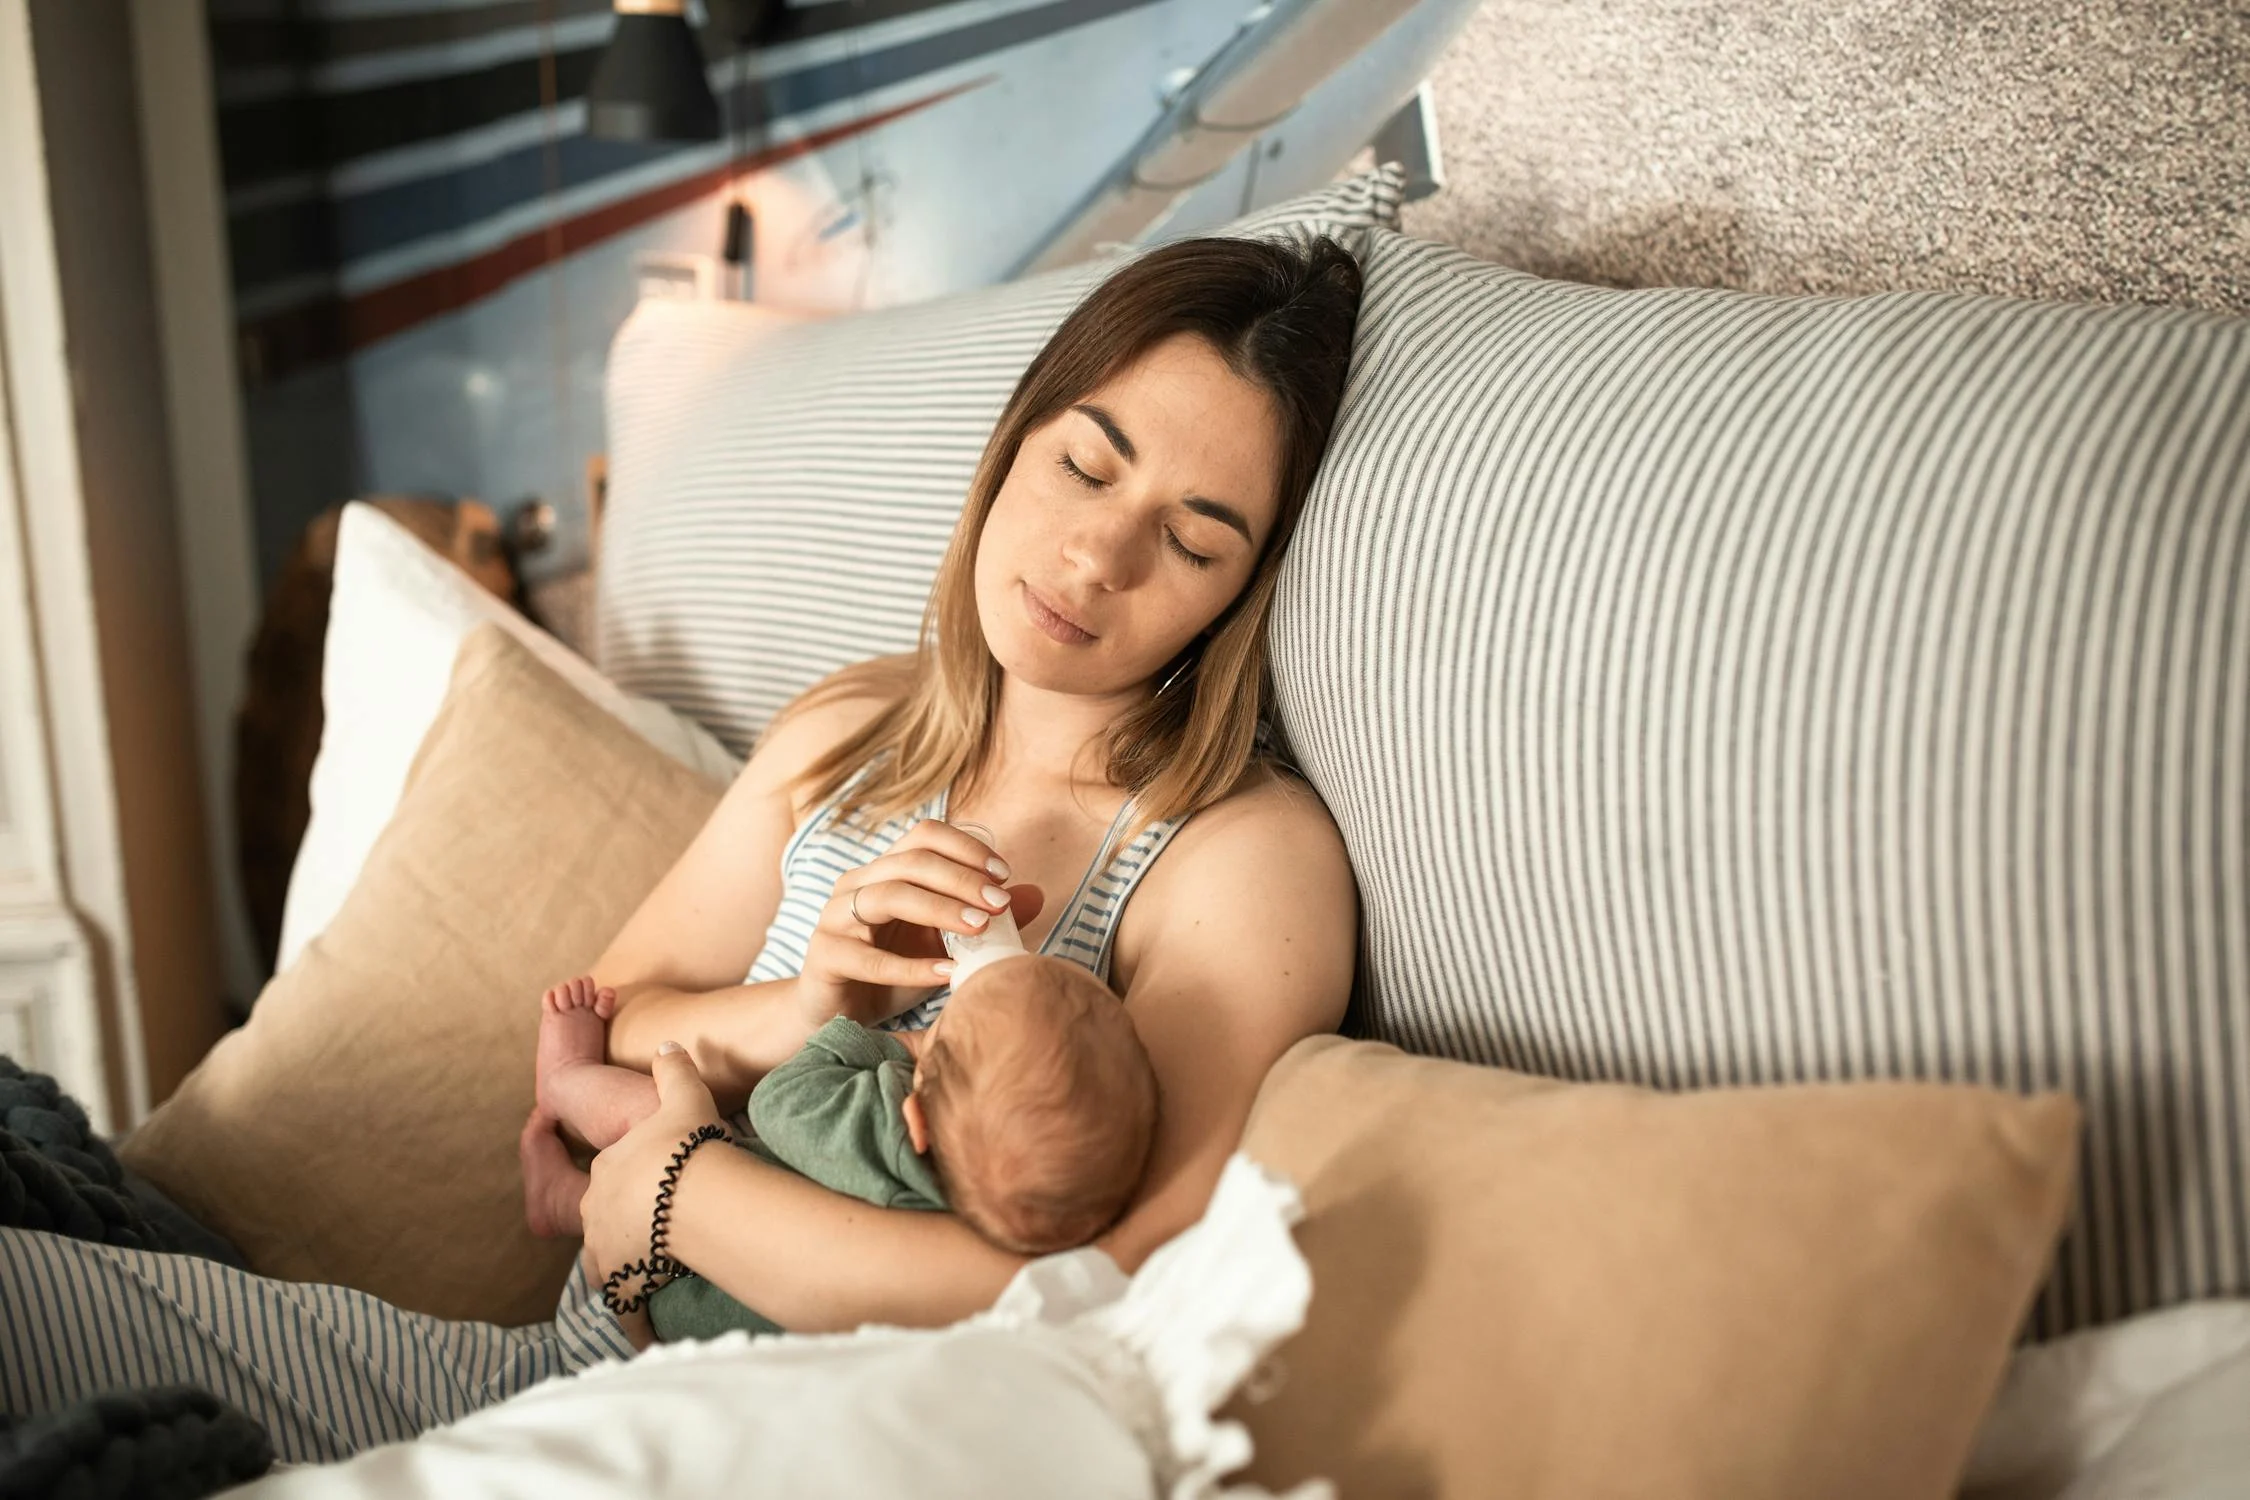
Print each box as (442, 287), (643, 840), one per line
(541, 974), (617, 1020)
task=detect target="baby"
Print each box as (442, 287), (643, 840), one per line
(520, 948), (1159, 1339)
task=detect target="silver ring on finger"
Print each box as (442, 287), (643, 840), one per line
(847, 886), (867, 926)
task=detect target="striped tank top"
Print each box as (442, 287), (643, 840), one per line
(745, 764), (1189, 1031)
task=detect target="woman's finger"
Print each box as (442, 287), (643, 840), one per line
(650, 1040), (720, 1118)
(828, 936), (954, 990)
(849, 846), (1012, 915)
(832, 876), (1005, 937)
(894, 818), (1013, 881)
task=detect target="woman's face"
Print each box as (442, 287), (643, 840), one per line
(975, 332), (1285, 698)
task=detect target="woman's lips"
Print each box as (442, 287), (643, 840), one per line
(1022, 583), (1097, 644)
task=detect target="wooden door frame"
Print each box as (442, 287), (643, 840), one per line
(0, 0), (133, 1126)
(130, 0), (263, 1010)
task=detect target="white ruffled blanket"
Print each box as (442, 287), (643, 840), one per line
(229, 1155), (1325, 1499)
(225, 1147), (2250, 1499)
(1963, 1299), (2250, 1500)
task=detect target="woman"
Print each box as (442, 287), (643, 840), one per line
(0, 231), (1364, 1460)
(577, 230), (1365, 1341)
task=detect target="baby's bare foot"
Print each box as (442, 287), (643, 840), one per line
(536, 976), (615, 1117)
(519, 1107), (590, 1238)
(544, 974), (616, 1019)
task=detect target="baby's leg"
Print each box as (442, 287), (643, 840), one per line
(536, 975), (657, 1148)
(522, 976), (657, 1239)
(520, 1108), (589, 1239)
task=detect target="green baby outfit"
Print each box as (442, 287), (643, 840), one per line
(647, 1016), (944, 1342)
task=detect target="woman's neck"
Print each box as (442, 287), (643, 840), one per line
(980, 672), (1144, 796)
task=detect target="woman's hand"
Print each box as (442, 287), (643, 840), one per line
(581, 1042), (729, 1343)
(795, 819), (1042, 1028)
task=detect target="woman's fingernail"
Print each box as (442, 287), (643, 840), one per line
(933, 961), (956, 977)
(981, 884), (1009, 908)
(986, 857), (1011, 881)
(658, 1040), (683, 1056)
(961, 907), (989, 928)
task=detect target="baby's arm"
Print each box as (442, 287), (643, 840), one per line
(749, 1018), (937, 1209)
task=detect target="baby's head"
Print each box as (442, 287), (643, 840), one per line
(901, 953), (1157, 1255)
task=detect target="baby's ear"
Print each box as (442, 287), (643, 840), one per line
(902, 1090), (931, 1155)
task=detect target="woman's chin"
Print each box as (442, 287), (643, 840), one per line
(995, 655), (1097, 695)
(988, 638), (1139, 699)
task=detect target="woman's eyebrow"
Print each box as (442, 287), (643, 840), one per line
(1182, 497), (1254, 544)
(1072, 403), (1136, 463)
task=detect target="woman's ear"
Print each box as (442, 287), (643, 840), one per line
(902, 1090), (931, 1155)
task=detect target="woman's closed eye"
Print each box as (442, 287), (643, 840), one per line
(1056, 451), (1101, 489)
(1055, 452), (1215, 570)
(1164, 532), (1215, 569)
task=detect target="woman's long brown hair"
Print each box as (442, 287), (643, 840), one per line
(785, 232), (1364, 833)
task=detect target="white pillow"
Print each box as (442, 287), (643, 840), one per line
(234, 1155), (1329, 1500)
(275, 503), (741, 974)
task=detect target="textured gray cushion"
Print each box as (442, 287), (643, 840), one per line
(597, 167), (1403, 754)
(1269, 227), (2250, 1336)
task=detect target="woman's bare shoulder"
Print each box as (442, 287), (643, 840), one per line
(1190, 761), (1340, 846)
(1109, 759), (1355, 1017)
(1138, 763), (1350, 914)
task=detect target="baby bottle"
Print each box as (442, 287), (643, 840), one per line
(943, 822), (1027, 986)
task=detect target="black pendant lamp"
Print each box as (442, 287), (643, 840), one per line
(586, 0), (722, 142)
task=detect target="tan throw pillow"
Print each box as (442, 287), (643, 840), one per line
(1230, 1036), (2080, 1500)
(122, 623), (723, 1325)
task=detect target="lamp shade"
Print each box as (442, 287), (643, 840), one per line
(586, 8), (720, 142)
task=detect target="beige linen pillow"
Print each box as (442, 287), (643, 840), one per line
(1230, 1036), (2080, 1500)
(122, 623), (723, 1325)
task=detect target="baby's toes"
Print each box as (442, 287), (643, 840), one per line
(594, 986), (617, 1019)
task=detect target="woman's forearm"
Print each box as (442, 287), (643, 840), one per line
(599, 977), (812, 1110)
(670, 1146), (1025, 1333)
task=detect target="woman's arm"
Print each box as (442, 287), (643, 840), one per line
(599, 980), (811, 1114)
(584, 1044), (1025, 1336)
(582, 772), (1355, 1336)
(592, 684), (894, 1102)
(673, 1153), (1023, 1331)
(1096, 774), (1357, 1272)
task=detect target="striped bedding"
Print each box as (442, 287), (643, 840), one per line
(598, 183), (2245, 1337)
(0, 1233), (631, 1465)
(1271, 230), (2249, 1336)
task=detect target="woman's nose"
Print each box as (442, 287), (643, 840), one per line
(1059, 509), (1148, 590)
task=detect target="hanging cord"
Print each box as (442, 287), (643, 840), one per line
(533, 0), (576, 552)
(845, 0), (878, 309)
(721, 6), (753, 298)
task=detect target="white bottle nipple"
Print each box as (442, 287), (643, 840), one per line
(942, 822), (1027, 987)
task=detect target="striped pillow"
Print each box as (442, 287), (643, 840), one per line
(596, 166), (1403, 752)
(1269, 227), (2250, 1336)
